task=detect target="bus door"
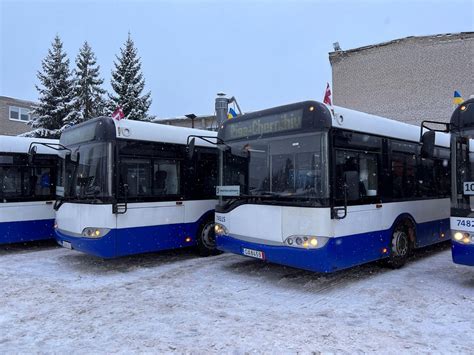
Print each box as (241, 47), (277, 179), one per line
(333, 149), (384, 237)
(115, 157), (185, 252)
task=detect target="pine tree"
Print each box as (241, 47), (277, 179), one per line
(67, 41), (106, 125)
(28, 35), (75, 137)
(108, 33), (152, 120)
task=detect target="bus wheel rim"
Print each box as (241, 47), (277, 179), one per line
(394, 231), (409, 256)
(201, 222), (215, 249)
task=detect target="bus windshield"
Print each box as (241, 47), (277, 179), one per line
(451, 100), (474, 215)
(57, 142), (112, 202)
(218, 132), (329, 207)
(453, 132), (474, 214)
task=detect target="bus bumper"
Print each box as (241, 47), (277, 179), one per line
(55, 222), (201, 258)
(55, 229), (117, 258)
(216, 233), (389, 273)
(0, 219), (54, 245)
(452, 241), (474, 266)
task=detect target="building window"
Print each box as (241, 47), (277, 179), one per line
(9, 106), (31, 122)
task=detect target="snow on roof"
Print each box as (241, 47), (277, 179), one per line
(329, 104), (450, 147)
(0, 95), (38, 106)
(0, 135), (59, 154)
(152, 114), (215, 122)
(329, 32), (474, 57)
(114, 119), (217, 147)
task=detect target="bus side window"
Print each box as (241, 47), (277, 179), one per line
(30, 167), (53, 197)
(335, 150), (379, 204)
(433, 147), (450, 198)
(153, 159), (180, 196)
(120, 158), (152, 198)
(0, 166), (22, 198)
(392, 152), (416, 199)
(433, 158), (450, 197)
(418, 158), (435, 198)
(193, 152), (217, 199)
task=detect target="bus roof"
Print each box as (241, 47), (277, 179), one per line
(450, 98), (474, 131)
(220, 100), (449, 148)
(328, 104), (450, 148)
(0, 135), (59, 155)
(113, 119), (217, 147)
(61, 117), (217, 148)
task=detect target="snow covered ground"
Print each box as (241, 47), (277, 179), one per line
(0, 241), (472, 353)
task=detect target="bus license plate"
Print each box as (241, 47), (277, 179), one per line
(242, 248), (265, 260)
(62, 241), (72, 249)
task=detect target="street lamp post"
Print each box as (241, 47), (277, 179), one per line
(185, 113), (197, 129)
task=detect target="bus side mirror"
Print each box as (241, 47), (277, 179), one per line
(28, 145), (37, 165)
(187, 138), (196, 160)
(421, 131), (436, 158)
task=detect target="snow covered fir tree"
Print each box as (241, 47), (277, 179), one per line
(108, 33), (152, 120)
(27, 35), (75, 138)
(67, 41), (106, 126)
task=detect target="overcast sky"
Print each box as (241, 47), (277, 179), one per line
(0, 0), (472, 118)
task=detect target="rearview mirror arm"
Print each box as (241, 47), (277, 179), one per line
(28, 142), (71, 155)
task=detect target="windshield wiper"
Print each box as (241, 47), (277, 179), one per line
(221, 193), (277, 209)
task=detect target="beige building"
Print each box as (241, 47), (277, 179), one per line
(0, 96), (36, 136)
(329, 32), (474, 125)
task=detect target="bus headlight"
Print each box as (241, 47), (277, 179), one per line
(453, 231), (473, 245)
(214, 223), (229, 237)
(284, 235), (329, 249)
(81, 227), (111, 238)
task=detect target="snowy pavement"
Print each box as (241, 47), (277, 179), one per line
(0, 241), (472, 353)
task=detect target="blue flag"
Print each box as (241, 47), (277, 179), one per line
(227, 108), (237, 119)
(454, 91), (463, 105)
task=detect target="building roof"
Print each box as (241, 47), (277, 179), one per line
(0, 95), (38, 107)
(329, 32), (474, 61)
(152, 114), (215, 123)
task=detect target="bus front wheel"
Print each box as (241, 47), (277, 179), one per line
(197, 217), (220, 257)
(384, 223), (413, 269)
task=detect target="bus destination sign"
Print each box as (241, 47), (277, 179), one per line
(225, 109), (303, 140)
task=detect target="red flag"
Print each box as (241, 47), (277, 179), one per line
(323, 83), (332, 106)
(112, 106), (125, 120)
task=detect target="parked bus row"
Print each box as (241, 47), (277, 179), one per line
(1, 98), (472, 270)
(0, 136), (57, 244)
(212, 101), (451, 272)
(53, 117), (218, 258)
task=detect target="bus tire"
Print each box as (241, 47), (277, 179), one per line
(385, 222), (413, 269)
(196, 216), (220, 257)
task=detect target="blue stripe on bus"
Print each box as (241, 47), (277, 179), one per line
(55, 212), (212, 258)
(452, 241), (474, 266)
(216, 218), (449, 273)
(0, 219), (55, 245)
(415, 217), (450, 248)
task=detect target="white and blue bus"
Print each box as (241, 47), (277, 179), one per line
(427, 98), (474, 266)
(54, 117), (218, 258)
(0, 136), (58, 244)
(214, 101), (451, 273)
